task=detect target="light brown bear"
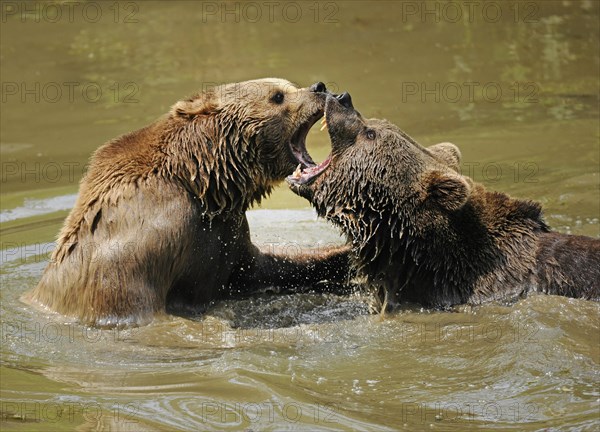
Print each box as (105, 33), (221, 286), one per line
(24, 79), (350, 326)
(288, 93), (600, 307)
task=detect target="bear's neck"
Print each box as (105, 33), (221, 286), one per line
(352, 186), (550, 306)
(162, 117), (271, 218)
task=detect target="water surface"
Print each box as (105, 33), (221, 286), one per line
(1, 1), (598, 430)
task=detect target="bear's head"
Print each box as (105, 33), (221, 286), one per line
(168, 78), (331, 215)
(287, 94), (472, 273)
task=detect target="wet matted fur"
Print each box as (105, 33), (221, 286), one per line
(24, 79), (350, 326)
(289, 95), (600, 307)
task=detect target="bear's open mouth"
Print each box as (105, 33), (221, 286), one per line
(289, 110), (323, 168)
(287, 112), (332, 185)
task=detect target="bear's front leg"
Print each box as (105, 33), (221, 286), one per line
(231, 244), (353, 294)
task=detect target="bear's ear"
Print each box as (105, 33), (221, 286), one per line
(427, 142), (461, 172)
(171, 96), (217, 119)
(424, 170), (471, 211)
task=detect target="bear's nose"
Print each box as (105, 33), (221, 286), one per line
(309, 82), (327, 93)
(336, 92), (353, 109)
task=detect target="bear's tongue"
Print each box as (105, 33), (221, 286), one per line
(289, 154), (332, 185)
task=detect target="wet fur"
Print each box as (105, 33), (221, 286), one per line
(292, 99), (600, 307)
(25, 79), (350, 326)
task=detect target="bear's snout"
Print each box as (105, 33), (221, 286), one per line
(336, 92), (353, 109)
(309, 82), (327, 93)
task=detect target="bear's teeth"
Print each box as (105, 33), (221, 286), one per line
(320, 121), (328, 131)
(292, 164), (302, 179)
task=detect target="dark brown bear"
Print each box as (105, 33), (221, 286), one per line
(288, 93), (600, 307)
(24, 79), (350, 326)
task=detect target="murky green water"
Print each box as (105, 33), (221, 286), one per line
(1, 1), (599, 431)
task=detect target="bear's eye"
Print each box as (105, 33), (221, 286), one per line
(270, 91), (285, 104)
(366, 129), (376, 140)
